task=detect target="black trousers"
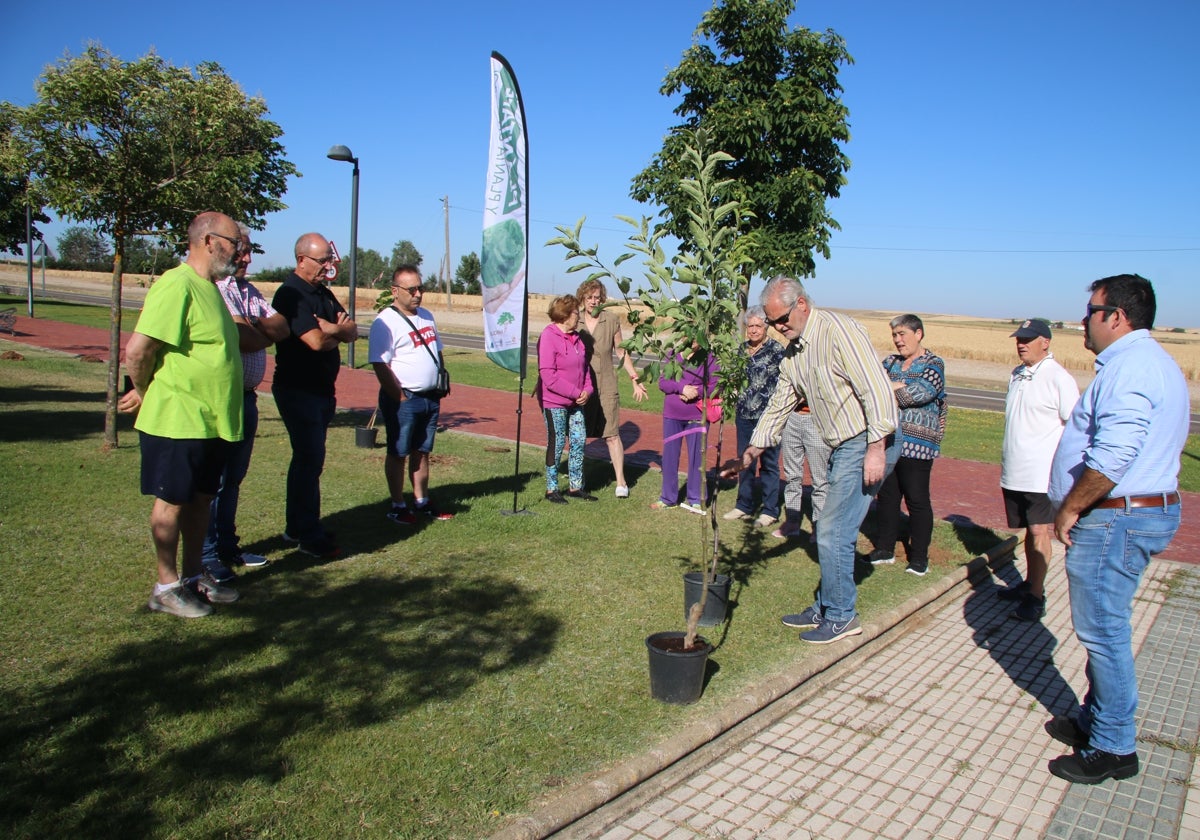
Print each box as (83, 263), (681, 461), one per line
(874, 456), (934, 565)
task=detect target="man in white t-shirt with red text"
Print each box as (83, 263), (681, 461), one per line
(997, 318), (1079, 621)
(369, 265), (454, 524)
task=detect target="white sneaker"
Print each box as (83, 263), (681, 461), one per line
(680, 502), (706, 515)
(722, 508), (751, 521)
(615, 485), (630, 498)
(755, 514), (778, 528)
(148, 583), (212, 618)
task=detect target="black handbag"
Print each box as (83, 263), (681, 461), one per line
(395, 309), (450, 399)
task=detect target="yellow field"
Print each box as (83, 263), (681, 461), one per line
(851, 312), (1200, 381)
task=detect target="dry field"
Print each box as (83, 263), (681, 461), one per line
(851, 311), (1200, 381)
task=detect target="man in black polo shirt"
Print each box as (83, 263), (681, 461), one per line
(271, 232), (358, 558)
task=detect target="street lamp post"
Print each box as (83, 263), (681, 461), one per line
(327, 144), (359, 368)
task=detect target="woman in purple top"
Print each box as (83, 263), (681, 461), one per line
(652, 345), (720, 513)
(536, 295), (596, 504)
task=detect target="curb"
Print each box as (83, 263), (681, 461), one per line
(490, 535), (1021, 840)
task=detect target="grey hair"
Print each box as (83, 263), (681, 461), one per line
(740, 305), (767, 329)
(889, 313), (924, 334)
(236, 222), (251, 239)
(761, 275), (813, 309)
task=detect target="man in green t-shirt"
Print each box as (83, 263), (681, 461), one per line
(119, 211), (245, 618)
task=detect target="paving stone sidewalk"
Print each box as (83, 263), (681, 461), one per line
(550, 547), (1199, 840)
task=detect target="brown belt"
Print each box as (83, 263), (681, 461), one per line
(1088, 492), (1180, 511)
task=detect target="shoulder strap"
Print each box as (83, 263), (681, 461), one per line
(394, 308), (444, 368)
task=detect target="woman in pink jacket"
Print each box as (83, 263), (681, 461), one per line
(536, 295), (596, 504)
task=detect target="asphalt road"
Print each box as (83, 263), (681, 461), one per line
(5, 283), (1197, 432)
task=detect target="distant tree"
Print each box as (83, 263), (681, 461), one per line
(630, 0), (853, 288)
(0, 105), (50, 255)
(391, 239), (423, 270)
(10, 45), (298, 447)
(251, 266), (294, 284)
(55, 226), (111, 269)
(121, 235), (176, 276)
(335, 246), (388, 289)
(454, 252), (482, 295)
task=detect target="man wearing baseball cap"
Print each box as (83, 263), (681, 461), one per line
(997, 318), (1079, 620)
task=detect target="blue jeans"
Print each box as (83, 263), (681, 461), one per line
(810, 433), (898, 623)
(272, 386), (336, 541)
(1065, 501), (1180, 755)
(735, 414), (780, 518)
(203, 390), (258, 561)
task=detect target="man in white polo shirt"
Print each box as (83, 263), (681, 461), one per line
(369, 265), (454, 524)
(997, 318), (1079, 621)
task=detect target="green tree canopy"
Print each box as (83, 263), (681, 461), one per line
(0, 105), (50, 255)
(9, 44), (299, 447)
(454, 252), (481, 295)
(391, 239), (423, 269)
(630, 0), (852, 282)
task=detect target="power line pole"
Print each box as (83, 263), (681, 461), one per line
(443, 195), (453, 311)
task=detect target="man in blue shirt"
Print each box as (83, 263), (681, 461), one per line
(1045, 274), (1188, 784)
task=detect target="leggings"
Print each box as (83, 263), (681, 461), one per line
(543, 406), (586, 492)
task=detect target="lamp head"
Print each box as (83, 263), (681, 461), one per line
(326, 144), (357, 164)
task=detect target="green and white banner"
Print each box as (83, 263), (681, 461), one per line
(482, 52), (529, 376)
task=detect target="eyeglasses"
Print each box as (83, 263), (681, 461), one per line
(300, 253), (335, 266)
(208, 231), (245, 254)
(1085, 303), (1119, 319)
(393, 284), (423, 295)
(765, 301), (797, 328)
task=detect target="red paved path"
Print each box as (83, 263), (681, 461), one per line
(4, 312), (1195, 563)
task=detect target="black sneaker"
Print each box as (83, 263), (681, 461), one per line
(202, 557), (237, 584)
(1044, 716), (1089, 748)
(298, 536), (342, 559)
(904, 563), (928, 577)
(1048, 748), (1138, 784)
(387, 506), (418, 525)
(565, 490), (597, 502)
(1010, 593), (1046, 622)
(545, 491), (568, 505)
(868, 549), (895, 565)
(284, 530), (336, 544)
(226, 551), (268, 568)
(997, 580), (1030, 601)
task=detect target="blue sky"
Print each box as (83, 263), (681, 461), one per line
(4, 1), (1198, 326)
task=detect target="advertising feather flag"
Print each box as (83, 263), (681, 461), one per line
(482, 51), (529, 377)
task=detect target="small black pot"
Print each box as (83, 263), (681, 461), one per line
(683, 571), (731, 627)
(355, 426), (378, 448)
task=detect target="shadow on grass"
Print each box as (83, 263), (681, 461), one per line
(0, 572), (560, 837)
(0, 384), (140, 443)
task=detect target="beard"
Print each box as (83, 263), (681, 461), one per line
(210, 252), (238, 281)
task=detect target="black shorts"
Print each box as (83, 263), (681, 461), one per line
(1002, 488), (1055, 529)
(139, 433), (232, 504)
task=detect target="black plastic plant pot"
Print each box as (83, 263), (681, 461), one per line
(646, 631), (711, 705)
(683, 571), (731, 627)
(355, 426), (378, 448)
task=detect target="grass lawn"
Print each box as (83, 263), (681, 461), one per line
(1, 348), (1006, 839)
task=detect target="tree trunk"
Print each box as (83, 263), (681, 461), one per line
(102, 246), (124, 449)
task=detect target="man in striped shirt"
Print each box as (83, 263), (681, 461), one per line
(742, 276), (899, 644)
(202, 224), (289, 582)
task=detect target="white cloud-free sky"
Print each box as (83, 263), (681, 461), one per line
(4, 0), (1198, 325)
